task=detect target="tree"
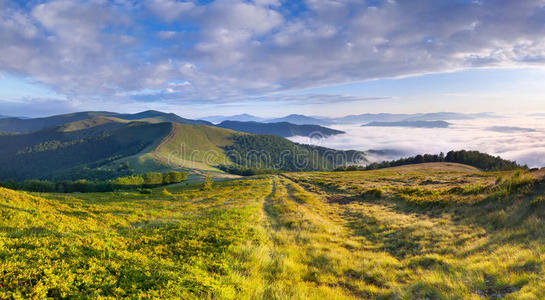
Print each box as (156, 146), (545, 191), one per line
(163, 171), (188, 185)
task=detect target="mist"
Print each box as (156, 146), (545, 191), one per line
(289, 114), (545, 168)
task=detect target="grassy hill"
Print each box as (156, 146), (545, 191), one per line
(0, 118), (365, 181)
(0, 118), (172, 180)
(0, 110), (211, 133)
(2, 163), (545, 298)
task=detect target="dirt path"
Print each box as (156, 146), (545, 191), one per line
(152, 122), (178, 166)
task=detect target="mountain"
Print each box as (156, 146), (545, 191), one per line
(115, 110), (212, 125)
(216, 121), (344, 137)
(362, 120), (450, 128)
(487, 126), (537, 133)
(203, 114), (265, 123)
(334, 113), (413, 124)
(332, 112), (497, 124)
(0, 117), (172, 181)
(0, 110), (212, 133)
(0, 116), (365, 181)
(403, 112), (497, 121)
(266, 114), (331, 125)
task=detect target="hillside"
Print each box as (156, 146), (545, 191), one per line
(2, 164), (545, 298)
(0, 110), (211, 133)
(0, 118), (172, 180)
(362, 120), (450, 128)
(0, 118), (365, 180)
(152, 123), (363, 172)
(216, 120), (344, 137)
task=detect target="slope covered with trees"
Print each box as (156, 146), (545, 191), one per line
(0, 119), (172, 180)
(337, 150), (525, 171)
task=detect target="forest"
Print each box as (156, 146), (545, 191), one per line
(335, 150), (525, 172)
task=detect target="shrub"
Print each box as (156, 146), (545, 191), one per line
(143, 172), (163, 187)
(111, 175), (145, 188)
(361, 188), (384, 199)
(163, 171), (188, 185)
(140, 188), (152, 194)
(161, 188), (172, 196)
(201, 176), (213, 191)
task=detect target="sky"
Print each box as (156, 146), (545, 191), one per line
(1, 0), (545, 118)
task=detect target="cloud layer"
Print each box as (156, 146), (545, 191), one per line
(289, 115), (545, 167)
(1, 0), (545, 104)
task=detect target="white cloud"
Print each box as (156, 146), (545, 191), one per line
(1, 0), (545, 105)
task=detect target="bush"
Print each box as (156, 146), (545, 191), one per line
(161, 188), (173, 196)
(201, 176), (212, 191)
(143, 172), (163, 187)
(111, 175), (145, 188)
(163, 171), (188, 185)
(361, 188), (384, 199)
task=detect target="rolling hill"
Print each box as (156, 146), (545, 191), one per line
(216, 120), (344, 137)
(0, 110), (212, 133)
(0, 116), (365, 181)
(0, 118), (172, 180)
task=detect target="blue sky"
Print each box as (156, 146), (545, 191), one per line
(1, 0), (545, 118)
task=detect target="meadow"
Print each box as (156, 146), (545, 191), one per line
(1, 162), (545, 299)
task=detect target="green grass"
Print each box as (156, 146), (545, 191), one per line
(2, 163), (545, 298)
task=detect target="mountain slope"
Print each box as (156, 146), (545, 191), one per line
(0, 117), (365, 180)
(0, 110), (211, 133)
(116, 110), (213, 125)
(152, 123), (362, 172)
(216, 120), (344, 137)
(0, 118), (172, 180)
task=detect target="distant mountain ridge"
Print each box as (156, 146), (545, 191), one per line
(205, 112), (498, 125)
(266, 114), (332, 125)
(203, 114), (265, 123)
(362, 120), (451, 128)
(216, 121), (344, 137)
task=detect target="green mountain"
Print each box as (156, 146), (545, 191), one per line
(0, 117), (365, 181)
(0, 110), (211, 133)
(0, 118), (172, 181)
(216, 120), (344, 137)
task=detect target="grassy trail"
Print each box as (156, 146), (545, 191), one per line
(3, 166), (545, 298)
(280, 169), (545, 299)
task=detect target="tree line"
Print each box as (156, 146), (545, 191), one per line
(0, 171), (188, 193)
(335, 150), (526, 172)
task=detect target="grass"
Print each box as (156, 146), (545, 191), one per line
(3, 163), (545, 298)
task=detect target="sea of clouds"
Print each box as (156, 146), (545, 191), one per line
(288, 114), (545, 168)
